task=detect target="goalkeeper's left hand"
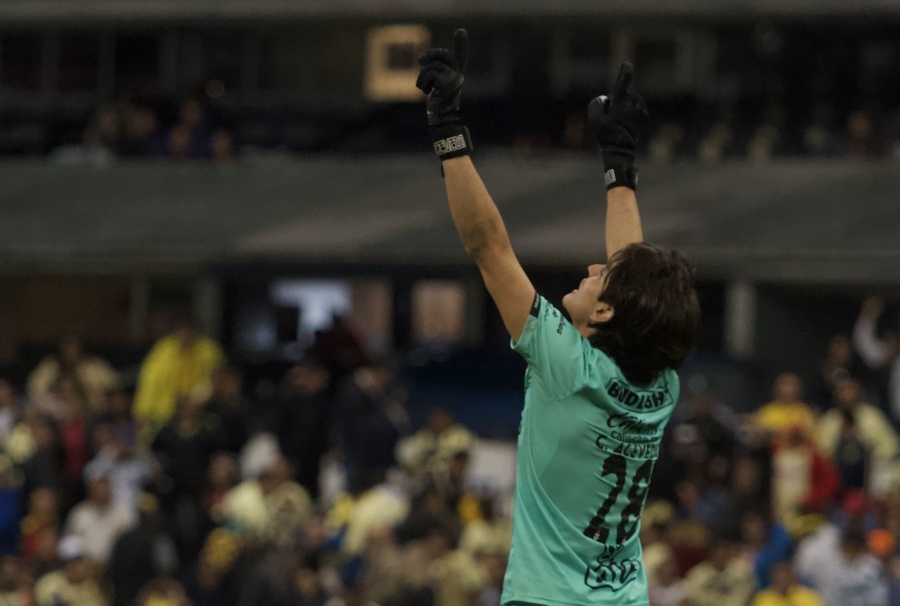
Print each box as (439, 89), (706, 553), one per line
(588, 62), (648, 190)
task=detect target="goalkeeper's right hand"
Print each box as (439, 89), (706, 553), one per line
(588, 62), (647, 190)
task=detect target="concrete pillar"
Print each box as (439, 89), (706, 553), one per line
(41, 32), (59, 93)
(463, 275), (485, 346)
(724, 280), (757, 360)
(128, 277), (150, 344)
(193, 276), (223, 342)
(159, 30), (180, 95)
(98, 32), (116, 98)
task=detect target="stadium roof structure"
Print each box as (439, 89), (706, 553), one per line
(1, 154), (900, 284)
(4, 0), (900, 22)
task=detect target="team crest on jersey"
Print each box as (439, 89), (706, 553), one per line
(584, 556), (640, 591)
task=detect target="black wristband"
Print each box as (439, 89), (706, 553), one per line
(430, 124), (473, 160)
(603, 164), (639, 191)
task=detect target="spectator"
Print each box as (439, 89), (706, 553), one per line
(34, 535), (107, 606)
(428, 529), (486, 606)
(751, 561), (824, 606)
(675, 476), (728, 526)
(648, 553), (685, 606)
(458, 496), (512, 561)
(203, 452), (239, 519)
(0, 555), (34, 605)
(218, 454), (312, 544)
(88, 386), (138, 455)
(326, 468), (409, 556)
(167, 125), (194, 160)
(272, 358), (332, 497)
(206, 364), (253, 455)
(852, 297), (900, 421)
(172, 99), (212, 159)
(845, 110), (886, 158)
(294, 555), (329, 606)
(0, 378), (24, 444)
(55, 374), (92, 497)
(739, 510), (793, 589)
(120, 105), (163, 157)
(816, 524), (887, 606)
(212, 129), (236, 163)
(27, 334), (117, 414)
(677, 377), (740, 463)
(152, 394), (226, 565)
(811, 335), (860, 408)
(830, 410), (871, 492)
(15, 414), (60, 500)
(795, 516), (840, 588)
(335, 359), (408, 485)
(755, 373), (818, 439)
(311, 314), (369, 380)
(477, 551), (506, 606)
(716, 456), (770, 538)
(396, 484), (460, 546)
(20, 488), (59, 573)
(682, 538), (757, 606)
(135, 577), (191, 606)
(152, 395), (227, 502)
(82, 105), (122, 159)
(133, 313), (224, 438)
(0, 457), (22, 556)
(818, 377), (898, 494)
(108, 495), (178, 606)
(640, 501), (675, 589)
(865, 528), (897, 604)
(771, 427), (839, 523)
(63, 475), (135, 566)
(399, 408), (476, 479)
(83, 424), (152, 512)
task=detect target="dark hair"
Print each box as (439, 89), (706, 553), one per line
(588, 243), (700, 385)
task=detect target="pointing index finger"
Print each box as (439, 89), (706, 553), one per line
(453, 29), (469, 71)
(613, 61), (634, 96)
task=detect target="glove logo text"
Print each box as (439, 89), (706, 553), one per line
(434, 134), (467, 156)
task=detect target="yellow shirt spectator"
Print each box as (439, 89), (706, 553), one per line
(133, 329), (224, 427)
(752, 586), (824, 606)
(755, 373), (817, 437)
(756, 401), (817, 436)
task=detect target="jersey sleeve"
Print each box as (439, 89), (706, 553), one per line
(511, 294), (618, 398)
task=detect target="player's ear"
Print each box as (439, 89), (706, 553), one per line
(592, 303), (614, 324)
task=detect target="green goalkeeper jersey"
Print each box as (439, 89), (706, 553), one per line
(501, 295), (679, 606)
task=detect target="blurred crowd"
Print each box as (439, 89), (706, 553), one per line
(0, 313), (498, 606)
(63, 99), (236, 165)
(3, 293), (900, 605)
(19, 94), (900, 163)
(643, 296), (900, 606)
(553, 103), (900, 163)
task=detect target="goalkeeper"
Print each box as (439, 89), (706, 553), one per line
(416, 30), (701, 606)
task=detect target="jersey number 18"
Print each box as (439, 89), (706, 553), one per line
(583, 454), (654, 545)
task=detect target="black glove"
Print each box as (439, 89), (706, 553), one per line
(588, 62), (648, 190)
(416, 29), (473, 160)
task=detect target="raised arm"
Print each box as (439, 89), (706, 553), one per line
(587, 63), (648, 260)
(417, 30), (534, 341)
(605, 188), (643, 260)
(853, 296), (889, 367)
(443, 156), (535, 341)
